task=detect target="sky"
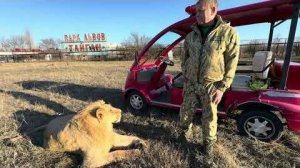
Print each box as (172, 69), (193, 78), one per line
(0, 0), (299, 46)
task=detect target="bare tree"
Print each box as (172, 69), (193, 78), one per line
(293, 43), (300, 57)
(122, 32), (151, 50)
(39, 38), (58, 50)
(0, 40), (3, 52)
(0, 30), (35, 51)
(173, 42), (184, 59)
(0, 36), (27, 51)
(139, 34), (151, 48)
(121, 32), (151, 60)
(0, 38), (8, 51)
(24, 29), (34, 49)
(271, 36), (286, 59)
(243, 39), (263, 57)
(13, 36), (26, 49)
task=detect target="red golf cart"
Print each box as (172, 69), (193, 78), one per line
(123, 0), (300, 141)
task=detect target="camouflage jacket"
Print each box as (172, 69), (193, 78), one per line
(181, 15), (240, 92)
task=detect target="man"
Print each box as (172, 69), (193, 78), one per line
(179, 0), (240, 163)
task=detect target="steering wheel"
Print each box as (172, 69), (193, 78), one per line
(160, 56), (174, 66)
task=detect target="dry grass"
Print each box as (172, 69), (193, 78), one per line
(0, 61), (299, 168)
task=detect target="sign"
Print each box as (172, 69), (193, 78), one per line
(68, 43), (104, 52)
(64, 33), (106, 43)
(62, 33), (107, 52)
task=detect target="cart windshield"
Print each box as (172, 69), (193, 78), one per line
(139, 32), (181, 65)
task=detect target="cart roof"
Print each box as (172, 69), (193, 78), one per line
(172, 0), (300, 36)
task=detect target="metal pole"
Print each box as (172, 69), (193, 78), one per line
(279, 3), (300, 89)
(267, 22), (275, 51)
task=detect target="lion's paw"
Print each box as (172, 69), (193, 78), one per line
(131, 139), (148, 150)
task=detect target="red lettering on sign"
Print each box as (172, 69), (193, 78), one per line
(89, 34), (93, 41)
(80, 44), (84, 51)
(85, 44), (90, 51)
(90, 44), (94, 51)
(92, 33), (96, 41)
(66, 33), (106, 42)
(69, 35), (72, 42)
(64, 35), (68, 42)
(101, 33), (105, 41)
(69, 45), (73, 51)
(97, 33), (101, 41)
(72, 35), (77, 42)
(84, 34), (88, 41)
(75, 45), (79, 52)
(77, 34), (80, 42)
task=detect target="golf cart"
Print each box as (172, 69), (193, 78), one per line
(123, 0), (300, 141)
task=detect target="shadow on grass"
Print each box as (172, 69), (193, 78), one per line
(115, 121), (173, 141)
(114, 120), (203, 168)
(0, 89), (72, 147)
(0, 89), (74, 115)
(13, 110), (82, 167)
(13, 109), (55, 147)
(17, 80), (124, 109)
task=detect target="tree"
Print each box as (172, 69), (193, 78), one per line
(12, 36), (26, 49)
(122, 32), (151, 50)
(121, 32), (151, 60)
(0, 30), (34, 51)
(0, 36), (26, 51)
(293, 43), (300, 57)
(0, 39), (3, 51)
(0, 38), (10, 51)
(24, 29), (34, 49)
(39, 38), (59, 50)
(243, 39), (263, 57)
(272, 36), (286, 59)
(120, 32), (150, 60)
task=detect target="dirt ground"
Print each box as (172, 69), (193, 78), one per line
(0, 61), (299, 168)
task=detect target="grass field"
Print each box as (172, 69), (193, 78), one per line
(0, 61), (299, 168)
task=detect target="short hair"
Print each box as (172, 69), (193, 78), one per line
(196, 0), (218, 6)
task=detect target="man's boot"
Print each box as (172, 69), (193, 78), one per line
(177, 124), (193, 144)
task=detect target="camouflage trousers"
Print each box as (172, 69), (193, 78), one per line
(179, 81), (218, 143)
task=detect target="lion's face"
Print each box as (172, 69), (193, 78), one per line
(97, 104), (122, 124)
(78, 100), (122, 126)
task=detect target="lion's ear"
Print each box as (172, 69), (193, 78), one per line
(95, 108), (103, 122)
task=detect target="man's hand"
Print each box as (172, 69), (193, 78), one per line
(212, 89), (224, 105)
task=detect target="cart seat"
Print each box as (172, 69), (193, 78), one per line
(232, 51), (273, 91)
(172, 74), (185, 88)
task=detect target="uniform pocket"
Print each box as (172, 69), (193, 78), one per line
(202, 82), (217, 99)
(210, 36), (225, 52)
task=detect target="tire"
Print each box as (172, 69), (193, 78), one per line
(126, 91), (148, 115)
(237, 110), (283, 142)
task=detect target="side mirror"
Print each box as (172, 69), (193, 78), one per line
(161, 56), (175, 66)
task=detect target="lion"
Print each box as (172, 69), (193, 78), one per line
(43, 100), (146, 167)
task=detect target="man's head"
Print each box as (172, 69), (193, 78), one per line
(195, 0), (218, 26)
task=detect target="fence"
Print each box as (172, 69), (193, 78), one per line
(240, 41), (300, 60)
(0, 49), (133, 63)
(170, 40), (300, 62)
(1, 39), (300, 63)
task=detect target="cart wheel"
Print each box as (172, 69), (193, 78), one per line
(237, 110), (283, 142)
(126, 91), (148, 115)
